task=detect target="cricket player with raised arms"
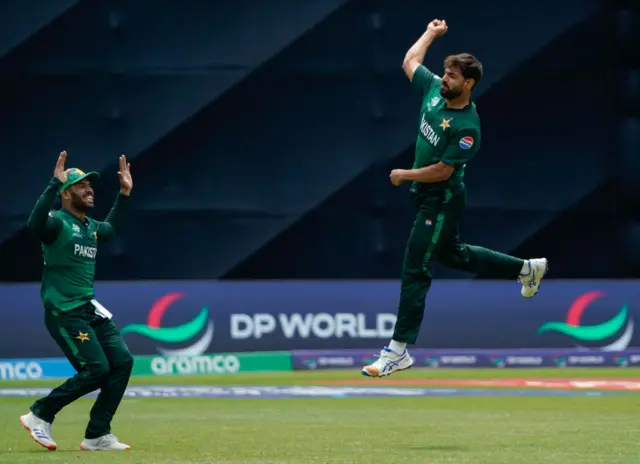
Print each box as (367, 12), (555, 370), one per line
(362, 19), (548, 377)
(20, 150), (134, 451)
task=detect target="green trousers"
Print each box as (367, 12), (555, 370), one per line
(30, 302), (134, 439)
(392, 185), (524, 344)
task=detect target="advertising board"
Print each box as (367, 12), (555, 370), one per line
(0, 281), (637, 356)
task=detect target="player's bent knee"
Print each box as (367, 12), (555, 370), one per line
(81, 362), (110, 386)
(116, 352), (134, 372)
(403, 264), (430, 281)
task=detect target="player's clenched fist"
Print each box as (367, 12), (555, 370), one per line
(427, 19), (448, 38)
(390, 169), (406, 186)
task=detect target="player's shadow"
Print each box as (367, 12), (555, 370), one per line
(407, 445), (469, 452)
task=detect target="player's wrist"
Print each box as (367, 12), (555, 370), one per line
(423, 31), (437, 42)
(119, 189), (131, 197)
(49, 177), (63, 190)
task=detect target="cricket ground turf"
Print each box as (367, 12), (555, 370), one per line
(1, 368), (638, 463)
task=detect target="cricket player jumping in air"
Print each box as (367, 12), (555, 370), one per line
(362, 19), (548, 377)
(20, 151), (134, 451)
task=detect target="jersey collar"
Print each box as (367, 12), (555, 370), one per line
(442, 98), (474, 111)
(59, 207), (90, 226)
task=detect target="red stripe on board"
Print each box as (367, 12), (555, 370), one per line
(320, 378), (640, 390)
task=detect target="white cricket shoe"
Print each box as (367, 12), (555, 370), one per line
(80, 434), (131, 451)
(20, 412), (57, 451)
(362, 347), (414, 377)
(518, 258), (549, 298)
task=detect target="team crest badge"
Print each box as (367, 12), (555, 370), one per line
(440, 118), (453, 131)
(459, 136), (474, 150)
(425, 219), (432, 227)
(427, 96), (441, 111)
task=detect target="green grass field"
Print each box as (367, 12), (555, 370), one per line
(1, 368), (639, 463)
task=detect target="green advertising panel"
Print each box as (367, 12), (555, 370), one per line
(132, 351), (292, 376)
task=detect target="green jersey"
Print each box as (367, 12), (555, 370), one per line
(27, 177), (130, 312)
(409, 64), (481, 199)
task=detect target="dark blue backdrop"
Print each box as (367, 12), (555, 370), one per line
(1, 280), (637, 357)
(1, 0), (637, 282)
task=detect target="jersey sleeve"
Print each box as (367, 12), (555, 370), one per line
(96, 193), (130, 243)
(441, 128), (481, 167)
(27, 178), (64, 244)
(411, 64), (439, 98)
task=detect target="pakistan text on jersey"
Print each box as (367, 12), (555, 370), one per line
(74, 244), (97, 259)
(420, 114), (441, 146)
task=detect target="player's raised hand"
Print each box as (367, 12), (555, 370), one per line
(427, 19), (448, 38)
(117, 154), (133, 195)
(54, 151), (69, 184)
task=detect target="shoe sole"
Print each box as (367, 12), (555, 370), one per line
(80, 445), (131, 451)
(522, 259), (549, 298)
(361, 361), (414, 378)
(19, 417), (57, 451)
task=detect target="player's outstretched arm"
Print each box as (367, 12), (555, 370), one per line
(96, 154), (132, 243)
(26, 151), (67, 244)
(402, 19), (448, 86)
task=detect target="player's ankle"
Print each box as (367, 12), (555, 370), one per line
(389, 340), (407, 354)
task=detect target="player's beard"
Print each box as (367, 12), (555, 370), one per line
(440, 84), (463, 100)
(70, 191), (94, 212)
